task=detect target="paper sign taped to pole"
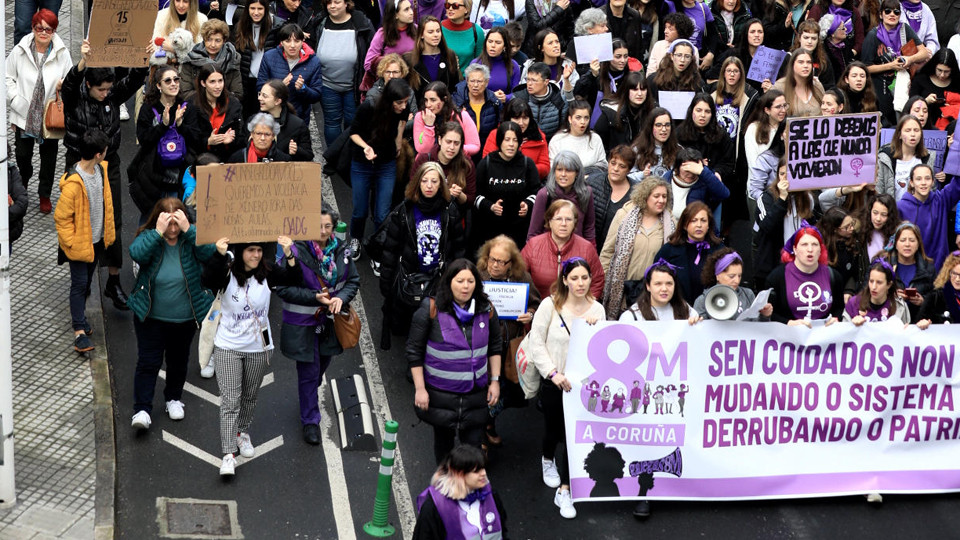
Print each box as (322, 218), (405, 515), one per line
(86, 0), (156, 67)
(195, 162), (323, 244)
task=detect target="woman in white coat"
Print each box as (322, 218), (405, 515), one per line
(5, 8), (73, 213)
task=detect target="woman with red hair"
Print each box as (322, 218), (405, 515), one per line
(766, 224), (845, 326)
(6, 8), (73, 213)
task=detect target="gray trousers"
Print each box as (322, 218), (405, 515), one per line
(214, 346), (271, 454)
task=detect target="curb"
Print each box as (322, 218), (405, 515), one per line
(88, 271), (116, 540)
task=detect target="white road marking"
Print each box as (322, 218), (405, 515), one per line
(320, 374), (357, 540)
(161, 430), (284, 468)
(159, 369), (274, 407)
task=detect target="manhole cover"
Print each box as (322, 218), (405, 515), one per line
(157, 497), (243, 538)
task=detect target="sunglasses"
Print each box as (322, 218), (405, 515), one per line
(161, 76), (181, 84)
(33, 25), (55, 34)
(882, 8), (900, 15)
(444, 2), (464, 8)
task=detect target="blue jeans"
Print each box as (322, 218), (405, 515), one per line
(68, 241), (103, 331)
(15, 0), (64, 43)
(320, 86), (356, 148)
(350, 158), (396, 240)
(133, 317), (196, 414)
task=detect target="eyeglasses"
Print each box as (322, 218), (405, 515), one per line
(672, 52), (693, 61)
(950, 271), (960, 280)
(383, 69), (402, 76)
(654, 122), (671, 129)
(33, 25), (54, 34)
(724, 68), (741, 74)
(162, 76), (181, 84)
(444, 2), (464, 8)
(489, 256), (512, 266)
(772, 103), (790, 110)
(882, 8), (900, 15)
(252, 131), (274, 138)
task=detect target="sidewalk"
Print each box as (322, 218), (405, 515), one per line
(0, 1), (113, 539)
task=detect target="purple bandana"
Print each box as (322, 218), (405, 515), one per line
(875, 22), (902, 53)
(827, 6), (854, 35)
(688, 239), (710, 264)
(901, 0), (923, 33)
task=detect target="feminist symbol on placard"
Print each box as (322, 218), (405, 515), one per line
(582, 326), (649, 419)
(793, 281), (830, 319)
(851, 158), (864, 177)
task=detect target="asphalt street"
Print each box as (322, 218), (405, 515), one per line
(104, 107), (960, 540)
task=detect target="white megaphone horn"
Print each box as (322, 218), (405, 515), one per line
(704, 285), (739, 320)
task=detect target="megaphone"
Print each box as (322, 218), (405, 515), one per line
(704, 285), (739, 320)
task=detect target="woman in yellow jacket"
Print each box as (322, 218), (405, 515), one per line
(54, 129), (115, 353)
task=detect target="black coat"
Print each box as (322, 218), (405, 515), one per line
(128, 99), (202, 215)
(62, 65), (148, 157)
(379, 199), (467, 298)
(266, 4), (322, 49)
(676, 128), (736, 183)
(269, 106), (315, 162)
(893, 256), (937, 321)
(594, 101), (646, 153)
(195, 97), (245, 162)
(654, 240), (724, 305)
(918, 288), (960, 324)
(7, 163), (27, 243)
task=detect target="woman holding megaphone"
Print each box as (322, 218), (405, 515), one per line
(694, 248), (772, 320)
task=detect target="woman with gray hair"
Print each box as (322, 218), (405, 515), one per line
(453, 63), (503, 147)
(526, 150), (597, 245)
(566, 7), (608, 65)
(227, 113), (291, 163)
(599, 176), (675, 319)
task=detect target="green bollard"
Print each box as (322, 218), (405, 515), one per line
(363, 420), (399, 537)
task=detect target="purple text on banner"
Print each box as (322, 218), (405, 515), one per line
(787, 112), (881, 191)
(943, 126), (960, 176)
(746, 46), (788, 83)
(575, 420), (686, 446)
(880, 128), (948, 172)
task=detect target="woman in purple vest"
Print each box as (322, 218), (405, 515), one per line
(414, 445), (507, 539)
(273, 203), (360, 445)
(408, 258), (504, 464)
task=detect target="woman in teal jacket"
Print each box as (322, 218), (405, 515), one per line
(127, 197), (217, 431)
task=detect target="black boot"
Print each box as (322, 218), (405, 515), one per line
(303, 424), (320, 445)
(104, 276), (130, 311)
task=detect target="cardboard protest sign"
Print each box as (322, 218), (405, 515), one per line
(574, 33), (614, 64)
(879, 128), (948, 172)
(86, 0), (156, 67)
(195, 162), (323, 244)
(746, 46), (788, 83)
(564, 320), (960, 501)
(786, 112), (881, 191)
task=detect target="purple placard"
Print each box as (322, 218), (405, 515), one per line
(880, 128), (948, 172)
(943, 126), (960, 176)
(746, 46), (788, 83)
(786, 112), (881, 191)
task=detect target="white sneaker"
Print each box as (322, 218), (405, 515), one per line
(347, 238), (361, 261)
(371, 259), (381, 277)
(554, 488), (577, 519)
(237, 432), (255, 458)
(131, 410), (151, 430)
(220, 454), (236, 476)
(866, 492), (883, 503)
(542, 457), (561, 488)
(200, 358), (216, 379)
(119, 103), (130, 121)
(166, 400), (185, 420)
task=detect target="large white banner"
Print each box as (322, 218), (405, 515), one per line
(563, 320), (960, 501)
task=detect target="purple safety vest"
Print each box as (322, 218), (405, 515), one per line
(417, 485), (503, 540)
(423, 311), (490, 393)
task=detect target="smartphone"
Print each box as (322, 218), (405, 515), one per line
(905, 287), (920, 299)
(261, 328), (271, 347)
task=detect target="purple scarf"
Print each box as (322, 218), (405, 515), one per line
(827, 6), (854, 35)
(875, 22), (902, 53)
(901, 1), (924, 33)
(688, 240), (710, 264)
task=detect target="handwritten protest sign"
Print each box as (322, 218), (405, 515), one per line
(195, 162), (323, 244)
(880, 128), (948, 172)
(564, 320), (960, 501)
(786, 112), (880, 191)
(659, 91), (696, 121)
(574, 33), (614, 64)
(482, 282), (529, 319)
(86, 0), (156, 67)
(746, 46), (788, 83)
